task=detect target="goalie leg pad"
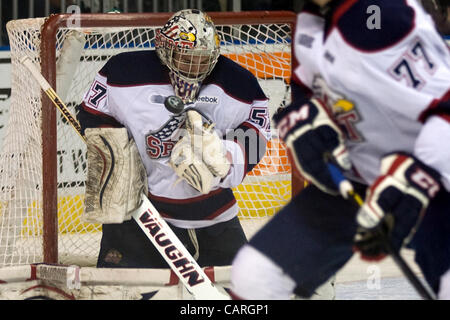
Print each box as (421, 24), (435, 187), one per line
(83, 127), (148, 224)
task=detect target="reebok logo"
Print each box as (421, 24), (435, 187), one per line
(196, 96), (218, 104)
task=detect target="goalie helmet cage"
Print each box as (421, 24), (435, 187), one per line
(3, 11), (303, 267)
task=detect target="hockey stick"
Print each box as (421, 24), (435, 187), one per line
(327, 162), (436, 300)
(20, 56), (230, 300)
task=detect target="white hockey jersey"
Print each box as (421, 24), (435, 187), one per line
(79, 52), (270, 228)
(291, 0), (450, 190)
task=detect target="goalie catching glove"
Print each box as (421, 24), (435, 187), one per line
(354, 152), (441, 261)
(170, 110), (231, 194)
(83, 127), (148, 224)
(273, 98), (351, 195)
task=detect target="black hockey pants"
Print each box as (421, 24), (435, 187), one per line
(97, 216), (248, 268)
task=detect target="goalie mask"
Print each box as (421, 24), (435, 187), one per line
(155, 9), (220, 103)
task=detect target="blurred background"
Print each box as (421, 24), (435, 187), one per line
(0, 0), (306, 48)
(0, 0), (448, 48)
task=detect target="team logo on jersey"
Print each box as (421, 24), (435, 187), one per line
(145, 108), (213, 159)
(312, 75), (364, 142)
(145, 113), (186, 159)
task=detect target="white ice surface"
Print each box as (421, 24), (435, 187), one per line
(334, 249), (428, 300)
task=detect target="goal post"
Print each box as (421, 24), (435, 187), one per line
(3, 11), (301, 268)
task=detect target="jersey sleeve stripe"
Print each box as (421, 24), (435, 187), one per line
(147, 188), (225, 203)
(76, 103), (124, 134)
(106, 81), (171, 88)
(419, 89), (450, 122)
(148, 189), (237, 221)
(439, 114), (450, 123)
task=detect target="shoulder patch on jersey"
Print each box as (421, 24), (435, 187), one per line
(203, 55), (267, 104)
(334, 0), (415, 52)
(100, 51), (171, 86)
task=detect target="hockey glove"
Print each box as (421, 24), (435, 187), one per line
(354, 152), (441, 261)
(185, 110), (231, 178)
(273, 98), (351, 195)
(170, 110), (230, 194)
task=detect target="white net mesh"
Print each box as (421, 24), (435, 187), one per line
(2, 14), (293, 267)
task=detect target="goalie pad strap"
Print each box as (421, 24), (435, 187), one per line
(95, 136), (115, 209)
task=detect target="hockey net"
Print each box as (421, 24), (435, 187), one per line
(1, 11), (298, 268)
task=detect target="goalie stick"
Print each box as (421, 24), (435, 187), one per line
(327, 162), (436, 300)
(20, 56), (230, 300)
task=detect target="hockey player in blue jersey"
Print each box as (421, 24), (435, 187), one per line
(231, 0), (450, 299)
(75, 10), (270, 270)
